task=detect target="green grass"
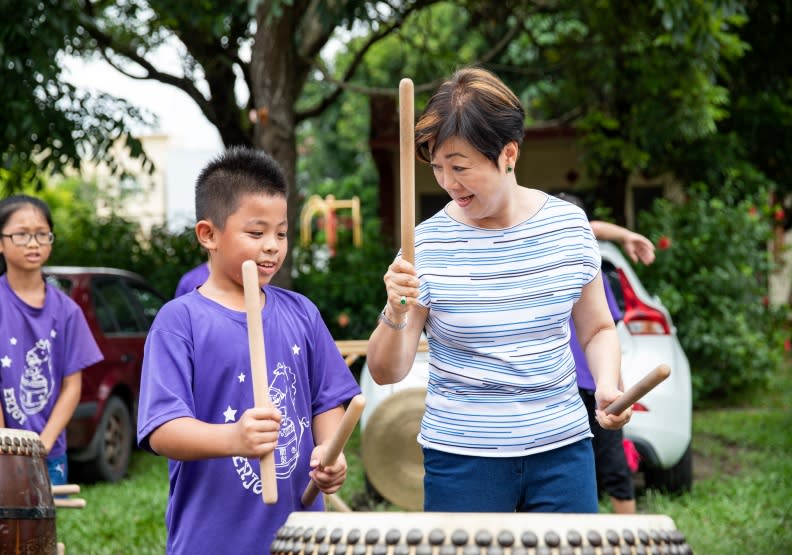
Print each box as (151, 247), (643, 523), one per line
(57, 366), (792, 554)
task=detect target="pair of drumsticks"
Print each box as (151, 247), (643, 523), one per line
(241, 260), (364, 506)
(243, 78), (670, 506)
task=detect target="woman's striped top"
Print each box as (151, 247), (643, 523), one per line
(414, 194), (600, 456)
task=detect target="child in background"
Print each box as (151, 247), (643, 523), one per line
(137, 147), (360, 554)
(0, 195), (103, 485)
(173, 261), (209, 297)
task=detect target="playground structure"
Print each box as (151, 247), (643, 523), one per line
(300, 194), (362, 255)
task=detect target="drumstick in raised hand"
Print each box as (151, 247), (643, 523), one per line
(604, 364), (671, 416)
(399, 77), (415, 265)
(242, 259), (278, 504)
(301, 394), (366, 507)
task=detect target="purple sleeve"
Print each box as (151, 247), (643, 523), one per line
(136, 304), (196, 452)
(603, 275), (623, 322)
(61, 295), (104, 376)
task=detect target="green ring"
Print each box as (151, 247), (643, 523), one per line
(400, 296), (406, 305)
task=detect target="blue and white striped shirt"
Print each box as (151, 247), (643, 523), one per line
(415, 194), (600, 456)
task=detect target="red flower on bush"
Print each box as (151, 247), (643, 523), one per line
(774, 208), (785, 223)
(748, 206), (757, 217)
(657, 236), (672, 250)
(785, 338), (791, 353)
(337, 313), (350, 328)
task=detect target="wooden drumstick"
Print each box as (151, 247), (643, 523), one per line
(51, 484), (80, 496)
(242, 259), (278, 504)
(399, 77), (415, 265)
(54, 498), (86, 509)
(605, 364), (671, 416)
(301, 394), (366, 507)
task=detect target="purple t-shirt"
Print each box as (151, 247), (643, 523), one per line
(0, 274), (103, 457)
(173, 262), (209, 297)
(571, 275), (622, 391)
(137, 285), (360, 555)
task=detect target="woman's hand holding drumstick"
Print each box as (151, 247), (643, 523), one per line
(242, 259), (279, 505)
(301, 395), (366, 507)
(597, 364), (671, 428)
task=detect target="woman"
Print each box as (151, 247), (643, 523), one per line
(366, 67), (630, 513)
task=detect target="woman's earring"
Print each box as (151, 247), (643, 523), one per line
(506, 166), (513, 173)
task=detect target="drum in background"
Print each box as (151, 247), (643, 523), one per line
(0, 428), (57, 555)
(272, 511), (692, 555)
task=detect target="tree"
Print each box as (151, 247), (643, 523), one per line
(0, 0), (152, 195)
(497, 1), (748, 224)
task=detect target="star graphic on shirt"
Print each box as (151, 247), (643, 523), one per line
(1, 355), (11, 368)
(223, 405), (238, 422)
(292, 344), (300, 355)
(238, 373), (246, 383)
(54, 463), (65, 475)
(9, 337), (17, 346)
(50, 329), (57, 338)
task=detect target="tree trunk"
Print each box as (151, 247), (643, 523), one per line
(594, 172), (629, 226)
(250, 4), (311, 290)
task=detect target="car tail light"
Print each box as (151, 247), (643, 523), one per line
(632, 402), (649, 412)
(617, 269), (671, 335)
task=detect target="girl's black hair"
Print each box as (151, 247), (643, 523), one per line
(0, 195), (54, 275)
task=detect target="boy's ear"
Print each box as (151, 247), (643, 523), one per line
(195, 220), (217, 251)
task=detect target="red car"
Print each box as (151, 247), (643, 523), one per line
(44, 266), (166, 482)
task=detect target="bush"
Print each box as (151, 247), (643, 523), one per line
(37, 179), (204, 297)
(635, 182), (789, 404)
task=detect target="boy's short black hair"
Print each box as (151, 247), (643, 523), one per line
(195, 146), (288, 229)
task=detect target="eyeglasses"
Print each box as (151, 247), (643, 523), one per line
(0, 231), (56, 246)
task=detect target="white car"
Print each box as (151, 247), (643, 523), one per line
(360, 241), (693, 510)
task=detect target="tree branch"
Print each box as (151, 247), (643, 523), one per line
(76, 12), (219, 128)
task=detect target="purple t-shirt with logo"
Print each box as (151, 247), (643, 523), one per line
(0, 274), (103, 457)
(571, 275), (622, 391)
(137, 285), (360, 554)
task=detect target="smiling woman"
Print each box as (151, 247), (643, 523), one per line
(365, 67), (627, 515)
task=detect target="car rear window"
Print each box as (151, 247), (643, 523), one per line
(45, 275), (73, 295)
(92, 278), (144, 334)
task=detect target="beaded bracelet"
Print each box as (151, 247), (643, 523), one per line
(378, 308), (407, 330)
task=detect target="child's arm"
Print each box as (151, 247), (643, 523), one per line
(148, 405), (282, 461)
(39, 372), (82, 453)
(590, 220), (656, 265)
(308, 406), (348, 494)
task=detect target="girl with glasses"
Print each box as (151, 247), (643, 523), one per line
(0, 195), (103, 486)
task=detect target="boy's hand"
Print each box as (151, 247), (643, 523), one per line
(308, 445), (347, 494)
(233, 406), (282, 458)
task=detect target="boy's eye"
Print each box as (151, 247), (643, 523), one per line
(278, 232), (288, 239)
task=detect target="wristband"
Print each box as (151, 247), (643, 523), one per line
(378, 308), (407, 330)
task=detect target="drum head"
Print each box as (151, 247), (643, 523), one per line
(361, 387), (426, 511)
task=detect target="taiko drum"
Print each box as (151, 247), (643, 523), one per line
(0, 428), (57, 554)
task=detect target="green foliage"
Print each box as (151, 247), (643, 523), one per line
(634, 180), (789, 404)
(34, 179), (204, 298)
(0, 2), (154, 194)
(292, 171), (394, 340)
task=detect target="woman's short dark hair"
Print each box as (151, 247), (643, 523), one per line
(415, 67), (525, 167)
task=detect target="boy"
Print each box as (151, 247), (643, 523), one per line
(137, 147), (360, 554)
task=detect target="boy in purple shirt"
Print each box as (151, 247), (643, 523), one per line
(137, 147), (360, 554)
